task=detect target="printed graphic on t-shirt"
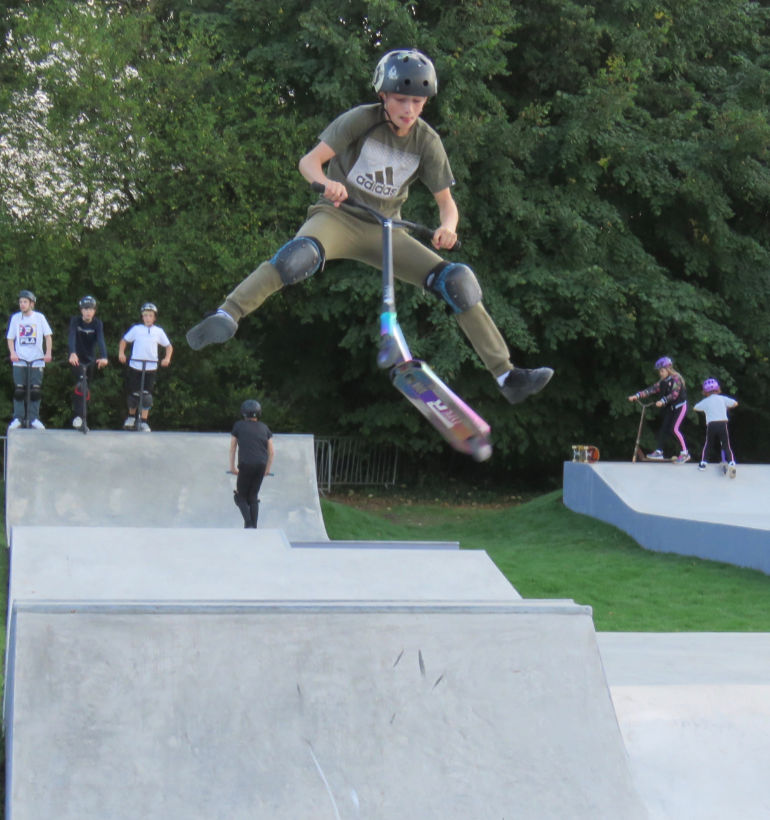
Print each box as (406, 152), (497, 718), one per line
(18, 324), (38, 345)
(347, 140), (419, 199)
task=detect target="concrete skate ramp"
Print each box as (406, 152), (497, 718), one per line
(5, 601), (647, 820)
(563, 461), (770, 574)
(5, 430), (326, 540)
(7, 526), (518, 605)
(598, 633), (770, 819)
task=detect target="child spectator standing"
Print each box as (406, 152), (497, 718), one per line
(186, 49), (553, 406)
(6, 289), (53, 430)
(118, 303), (172, 432)
(628, 356), (691, 463)
(68, 295), (109, 429)
(229, 399), (274, 528)
(694, 378), (738, 476)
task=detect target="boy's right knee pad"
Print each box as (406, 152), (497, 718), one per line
(271, 236), (325, 285)
(14, 384), (26, 401)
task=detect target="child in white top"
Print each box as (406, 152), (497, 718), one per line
(6, 289), (53, 429)
(118, 303), (172, 431)
(693, 378), (738, 473)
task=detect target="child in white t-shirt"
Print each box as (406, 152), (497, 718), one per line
(118, 303), (173, 432)
(693, 378), (738, 475)
(6, 289), (53, 429)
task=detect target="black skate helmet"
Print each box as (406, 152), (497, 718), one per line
(18, 289), (36, 303)
(79, 295), (97, 309)
(372, 50), (437, 97)
(241, 399), (262, 419)
(141, 302), (158, 314)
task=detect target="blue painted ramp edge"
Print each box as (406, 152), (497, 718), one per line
(563, 462), (770, 575)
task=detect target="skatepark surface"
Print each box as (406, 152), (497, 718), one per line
(4, 431), (770, 817)
(563, 460), (770, 573)
(4, 430), (456, 548)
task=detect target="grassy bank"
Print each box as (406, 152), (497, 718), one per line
(322, 489), (770, 632)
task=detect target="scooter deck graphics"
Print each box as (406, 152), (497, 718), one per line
(390, 360), (492, 461)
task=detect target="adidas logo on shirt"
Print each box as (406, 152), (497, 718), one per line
(356, 166), (398, 196)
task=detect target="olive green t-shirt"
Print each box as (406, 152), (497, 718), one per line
(318, 103), (455, 218)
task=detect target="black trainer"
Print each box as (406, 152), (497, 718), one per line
(499, 367), (554, 404)
(186, 310), (238, 350)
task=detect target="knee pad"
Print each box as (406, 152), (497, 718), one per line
(425, 262), (482, 314)
(14, 384), (25, 401)
(29, 383), (42, 401)
(129, 390), (151, 409)
(271, 236), (324, 286)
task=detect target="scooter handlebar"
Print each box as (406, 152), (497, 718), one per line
(310, 183), (461, 251)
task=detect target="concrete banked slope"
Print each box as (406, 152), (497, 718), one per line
(4, 429), (646, 819)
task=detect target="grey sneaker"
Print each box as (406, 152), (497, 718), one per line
(140, 421), (151, 432)
(186, 309), (238, 350)
(8, 418), (21, 430)
(499, 367), (554, 405)
(676, 452), (691, 464)
(123, 416), (136, 429)
(647, 450), (665, 460)
(30, 418), (46, 430)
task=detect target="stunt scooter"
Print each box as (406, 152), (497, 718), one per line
(632, 401), (677, 462)
(125, 359), (154, 431)
(74, 363), (90, 434)
(311, 183), (492, 462)
(14, 358), (44, 428)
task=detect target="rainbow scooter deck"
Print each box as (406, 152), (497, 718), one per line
(390, 359), (492, 462)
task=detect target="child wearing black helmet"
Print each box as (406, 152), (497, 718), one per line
(229, 399), (274, 528)
(68, 295), (109, 429)
(187, 49), (552, 406)
(628, 356), (691, 463)
(7, 289), (53, 430)
(693, 378), (738, 476)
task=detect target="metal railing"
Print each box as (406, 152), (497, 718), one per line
(314, 437), (399, 493)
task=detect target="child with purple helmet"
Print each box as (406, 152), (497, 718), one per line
(628, 356), (690, 463)
(693, 378), (738, 475)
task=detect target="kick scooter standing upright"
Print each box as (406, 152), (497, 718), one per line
(15, 358), (44, 429)
(74, 363), (90, 434)
(312, 183), (492, 461)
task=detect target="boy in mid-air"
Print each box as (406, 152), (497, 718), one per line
(187, 49), (552, 405)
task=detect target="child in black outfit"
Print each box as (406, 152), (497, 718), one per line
(67, 295), (108, 429)
(628, 355), (691, 463)
(229, 399), (274, 528)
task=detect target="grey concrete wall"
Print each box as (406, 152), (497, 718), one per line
(563, 461), (770, 574)
(6, 602), (647, 820)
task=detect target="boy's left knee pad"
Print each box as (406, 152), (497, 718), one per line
(425, 261), (482, 313)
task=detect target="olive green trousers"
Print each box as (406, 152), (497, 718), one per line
(222, 204), (513, 378)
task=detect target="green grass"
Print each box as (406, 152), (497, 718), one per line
(322, 489), (770, 631)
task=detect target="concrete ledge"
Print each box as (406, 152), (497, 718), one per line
(563, 461), (770, 574)
(8, 526), (518, 607)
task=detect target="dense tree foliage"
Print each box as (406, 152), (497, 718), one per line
(1, 0), (769, 482)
